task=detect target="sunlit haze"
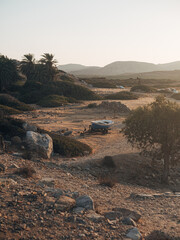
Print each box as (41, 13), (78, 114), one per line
(1, 0), (180, 66)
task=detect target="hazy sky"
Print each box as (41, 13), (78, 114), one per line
(0, 0), (180, 66)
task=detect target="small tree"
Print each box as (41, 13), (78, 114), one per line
(122, 96), (180, 183)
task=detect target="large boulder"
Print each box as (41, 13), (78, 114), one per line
(26, 131), (53, 158)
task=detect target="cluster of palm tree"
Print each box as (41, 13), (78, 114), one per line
(20, 53), (58, 83)
(0, 53), (58, 92)
(0, 54), (20, 91)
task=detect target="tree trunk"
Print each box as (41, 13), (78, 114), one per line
(162, 155), (170, 184)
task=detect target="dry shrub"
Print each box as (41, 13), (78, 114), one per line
(87, 103), (97, 108)
(145, 230), (174, 240)
(52, 134), (92, 157)
(15, 166), (36, 178)
(98, 174), (117, 188)
(102, 156), (116, 169)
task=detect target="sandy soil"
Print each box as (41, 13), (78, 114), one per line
(17, 96), (155, 157)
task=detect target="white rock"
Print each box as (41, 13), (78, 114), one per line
(26, 131), (53, 158)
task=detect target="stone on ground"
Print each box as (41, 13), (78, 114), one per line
(126, 227), (142, 240)
(26, 131), (53, 158)
(76, 195), (94, 210)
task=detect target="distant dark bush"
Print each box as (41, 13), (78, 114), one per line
(145, 230), (174, 240)
(171, 93), (180, 100)
(51, 133), (92, 157)
(87, 103), (98, 108)
(0, 94), (33, 111)
(0, 104), (21, 115)
(20, 90), (43, 103)
(22, 81), (43, 92)
(104, 91), (138, 100)
(102, 156), (116, 168)
(14, 166), (36, 178)
(131, 85), (156, 93)
(91, 82), (116, 88)
(19, 81), (44, 103)
(9, 83), (24, 93)
(81, 78), (116, 88)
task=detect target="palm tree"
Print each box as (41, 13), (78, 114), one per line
(39, 53), (57, 68)
(39, 53), (58, 81)
(20, 54), (35, 80)
(0, 55), (20, 91)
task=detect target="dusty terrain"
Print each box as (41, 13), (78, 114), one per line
(0, 94), (180, 239)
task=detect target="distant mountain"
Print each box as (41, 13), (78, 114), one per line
(58, 64), (100, 73)
(63, 61), (180, 77)
(157, 61), (180, 71)
(58, 64), (87, 72)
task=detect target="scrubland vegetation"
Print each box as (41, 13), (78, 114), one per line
(0, 53), (180, 239)
(122, 96), (180, 183)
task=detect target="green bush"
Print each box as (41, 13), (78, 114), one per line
(171, 93), (180, 100)
(51, 133), (92, 157)
(122, 96), (180, 183)
(20, 80), (101, 104)
(0, 104), (21, 115)
(104, 91), (138, 100)
(0, 117), (26, 139)
(38, 95), (69, 107)
(48, 81), (101, 100)
(0, 94), (33, 111)
(131, 85), (156, 93)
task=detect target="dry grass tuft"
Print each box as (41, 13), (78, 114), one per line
(98, 174), (117, 188)
(145, 230), (175, 240)
(14, 166), (36, 178)
(102, 156), (116, 168)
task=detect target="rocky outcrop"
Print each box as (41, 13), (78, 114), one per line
(26, 131), (53, 158)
